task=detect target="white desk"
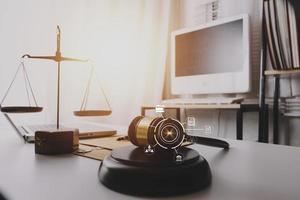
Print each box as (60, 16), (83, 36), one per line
(141, 103), (261, 141)
(0, 125), (300, 200)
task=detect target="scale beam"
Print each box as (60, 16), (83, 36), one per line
(22, 54), (88, 63)
(60, 57), (88, 62)
(22, 54), (56, 61)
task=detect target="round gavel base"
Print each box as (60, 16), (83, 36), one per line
(98, 145), (211, 196)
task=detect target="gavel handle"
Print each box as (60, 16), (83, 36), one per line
(187, 135), (229, 149)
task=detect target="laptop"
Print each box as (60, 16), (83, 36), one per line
(4, 113), (116, 143)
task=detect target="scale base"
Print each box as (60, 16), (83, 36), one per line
(98, 145), (211, 196)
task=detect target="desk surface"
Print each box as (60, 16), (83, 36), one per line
(142, 104), (241, 109)
(1, 125), (300, 200)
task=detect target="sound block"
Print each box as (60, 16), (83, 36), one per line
(98, 145), (211, 196)
(35, 129), (79, 155)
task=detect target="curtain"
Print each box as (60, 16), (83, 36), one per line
(0, 0), (172, 127)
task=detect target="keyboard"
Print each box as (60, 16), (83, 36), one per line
(161, 97), (244, 105)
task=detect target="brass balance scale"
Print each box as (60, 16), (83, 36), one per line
(0, 26), (112, 128)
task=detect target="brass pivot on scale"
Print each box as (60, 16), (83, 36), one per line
(1, 25), (112, 130)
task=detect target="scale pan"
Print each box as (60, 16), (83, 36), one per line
(73, 110), (112, 117)
(1, 106), (43, 113)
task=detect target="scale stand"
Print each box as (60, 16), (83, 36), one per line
(22, 26), (88, 129)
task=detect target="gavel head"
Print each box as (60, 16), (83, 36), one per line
(128, 116), (186, 150)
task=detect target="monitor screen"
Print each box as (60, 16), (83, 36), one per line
(175, 19), (243, 77)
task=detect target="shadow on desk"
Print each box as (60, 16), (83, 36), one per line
(0, 192), (7, 200)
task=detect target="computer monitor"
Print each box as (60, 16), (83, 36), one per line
(171, 14), (250, 95)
